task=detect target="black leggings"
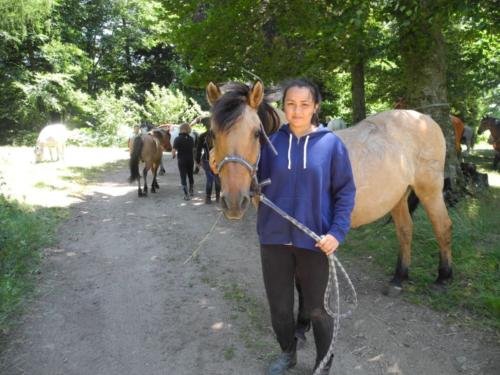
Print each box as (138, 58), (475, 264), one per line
(260, 244), (333, 366)
(178, 159), (194, 187)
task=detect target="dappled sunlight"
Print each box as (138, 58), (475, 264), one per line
(0, 146), (129, 207)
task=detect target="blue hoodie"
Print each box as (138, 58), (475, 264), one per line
(257, 124), (356, 251)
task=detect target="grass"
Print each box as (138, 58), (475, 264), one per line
(342, 186), (500, 330)
(0, 195), (67, 334)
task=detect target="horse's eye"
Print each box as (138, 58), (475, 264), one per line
(254, 130), (261, 139)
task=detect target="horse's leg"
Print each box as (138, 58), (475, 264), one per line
(153, 163), (160, 190)
(137, 173), (143, 196)
(386, 191), (413, 295)
(151, 163), (159, 193)
(414, 185), (453, 285)
(143, 165), (149, 196)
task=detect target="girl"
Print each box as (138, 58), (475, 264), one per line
(257, 79), (356, 375)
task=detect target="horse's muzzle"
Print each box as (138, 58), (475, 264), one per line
(220, 191), (250, 220)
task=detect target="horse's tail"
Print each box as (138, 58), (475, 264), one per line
(385, 189), (421, 225)
(129, 136), (143, 183)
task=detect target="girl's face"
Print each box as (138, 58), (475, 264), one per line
(283, 86), (318, 130)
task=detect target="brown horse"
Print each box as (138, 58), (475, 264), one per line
(478, 116), (500, 168)
(450, 115), (465, 156)
(129, 128), (171, 196)
(207, 81), (453, 291)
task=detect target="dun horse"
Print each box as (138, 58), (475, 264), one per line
(478, 116), (500, 168)
(207, 81), (453, 292)
(129, 128), (171, 196)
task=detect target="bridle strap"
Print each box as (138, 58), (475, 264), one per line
(215, 121), (277, 195)
(216, 155), (257, 175)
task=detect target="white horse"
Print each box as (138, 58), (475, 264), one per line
(326, 118), (347, 131)
(34, 124), (68, 163)
(461, 125), (474, 154)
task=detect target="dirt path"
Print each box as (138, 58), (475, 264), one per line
(0, 148), (499, 375)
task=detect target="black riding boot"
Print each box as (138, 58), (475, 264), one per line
(267, 341), (297, 375)
(215, 189), (220, 203)
(189, 184), (194, 197)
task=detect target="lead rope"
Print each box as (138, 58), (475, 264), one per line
(258, 192), (357, 375)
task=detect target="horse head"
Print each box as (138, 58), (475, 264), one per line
(206, 81), (281, 219)
(478, 116), (499, 135)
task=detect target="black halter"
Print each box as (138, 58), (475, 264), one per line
(215, 122), (277, 195)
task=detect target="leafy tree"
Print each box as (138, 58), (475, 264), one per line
(142, 83), (204, 125)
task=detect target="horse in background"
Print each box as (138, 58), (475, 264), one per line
(478, 116), (500, 168)
(34, 124), (68, 163)
(129, 128), (171, 196)
(207, 81), (453, 294)
(461, 125), (475, 155)
(450, 115), (465, 156)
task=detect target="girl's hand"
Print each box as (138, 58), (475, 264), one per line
(315, 234), (339, 256)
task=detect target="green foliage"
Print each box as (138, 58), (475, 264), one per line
(88, 84), (142, 147)
(143, 83), (204, 125)
(343, 187), (500, 329)
(14, 72), (76, 125)
(0, 0), (54, 42)
(0, 194), (65, 333)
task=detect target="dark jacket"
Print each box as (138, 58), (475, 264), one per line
(257, 124), (356, 251)
(173, 133), (195, 162)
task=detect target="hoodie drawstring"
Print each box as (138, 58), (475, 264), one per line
(287, 133), (292, 170)
(303, 135), (310, 169)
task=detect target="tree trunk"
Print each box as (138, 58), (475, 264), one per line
(398, 3), (464, 193)
(351, 57), (366, 124)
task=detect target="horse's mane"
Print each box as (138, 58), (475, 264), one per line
(211, 82), (281, 136)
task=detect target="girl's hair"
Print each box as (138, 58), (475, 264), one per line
(179, 123), (191, 134)
(281, 78), (322, 125)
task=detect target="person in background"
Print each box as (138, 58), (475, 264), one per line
(172, 123), (195, 200)
(195, 118), (221, 204)
(257, 78), (356, 375)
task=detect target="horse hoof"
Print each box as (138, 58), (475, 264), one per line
(382, 284), (403, 297)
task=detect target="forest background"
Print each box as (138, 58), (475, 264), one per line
(0, 0), (498, 178)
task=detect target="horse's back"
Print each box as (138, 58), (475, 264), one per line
(335, 110), (446, 227)
(37, 124), (68, 143)
(139, 133), (163, 163)
(337, 110), (445, 163)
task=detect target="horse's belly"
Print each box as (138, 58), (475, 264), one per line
(350, 186), (407, 227)
(349, 159), (412, 228)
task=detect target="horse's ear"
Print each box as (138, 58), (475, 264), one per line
(206, 82), (222, 106)
(248, 81), (264, 109)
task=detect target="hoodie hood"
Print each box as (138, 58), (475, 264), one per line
(277, 124), (331, 170)
(257, 123), (356, 251)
